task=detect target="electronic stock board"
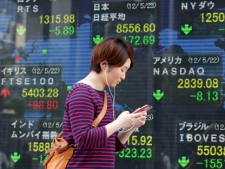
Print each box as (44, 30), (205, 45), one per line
(0, 0), (225, 169)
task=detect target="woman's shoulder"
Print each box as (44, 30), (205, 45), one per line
(68, 83), (90, 95)
(65, 83), (106, 106)
(68, 82), (103, 98)
(73, 82), (96, 92)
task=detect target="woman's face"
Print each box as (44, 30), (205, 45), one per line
(106, 58), (131, 87)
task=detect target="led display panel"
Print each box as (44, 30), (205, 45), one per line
(0, 0), (225, 169)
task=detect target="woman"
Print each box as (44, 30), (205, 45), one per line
(63, 36), (147, 168)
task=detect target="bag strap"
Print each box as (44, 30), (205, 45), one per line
(91, 90), (107, 127)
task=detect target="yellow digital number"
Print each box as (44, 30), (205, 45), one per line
(44, 15), (50, 24)
(33, 142), (39, 152)
(134, 24), (141, 32)
(22, 88), (58, 98)
(212, 78), (219, 88)
(140, 136), (146, 146)
(197, 145), (225, 156)
(178, 78), (219, 89)
(128, 23), (134, 33)
(47, 88), (59, 98)
(131, 135), (138, 145)
(69, 14), (75, 23)
(146, 136), (152, 146)
(116, 23), (155, 34)
(123, 24), (128, 33)
(55, 14), (61, 24)
(39, 14), (75, 24)
(28, 142), (51, 152)
(39, 88), (45, 97)
(22, 88), (27, 97)
(127, 135), (152, 146)
(22, 88), (33, 97)
(39, 15), (50, 24)
(217, 146), (223, 156)
(201, 12), (225, 23)
(197, 79), (203, 88)
(143, 23), (156, 32)
(203, 145), (210, 156)
(197, 145), (203, 155)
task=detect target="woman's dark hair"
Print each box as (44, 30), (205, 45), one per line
(89, 36), (134, 73)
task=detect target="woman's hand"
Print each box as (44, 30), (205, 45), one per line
(116, 110), (147, 144)
(116, 111), (135, 129)
(116, 110), (147, 129)
(131, 110), (147, 128)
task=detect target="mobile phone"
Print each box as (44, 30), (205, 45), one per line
(132, 104), (152, 114)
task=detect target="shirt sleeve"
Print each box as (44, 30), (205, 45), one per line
(115, 132), (126, 152)
(64, 88), (108, 150)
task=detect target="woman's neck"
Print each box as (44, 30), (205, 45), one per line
(78, 71), (105, 91)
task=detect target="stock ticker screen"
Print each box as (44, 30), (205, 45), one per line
(0, 0), (225, 169)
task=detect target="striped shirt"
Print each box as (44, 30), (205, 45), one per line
(63, 83), (126, 169)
